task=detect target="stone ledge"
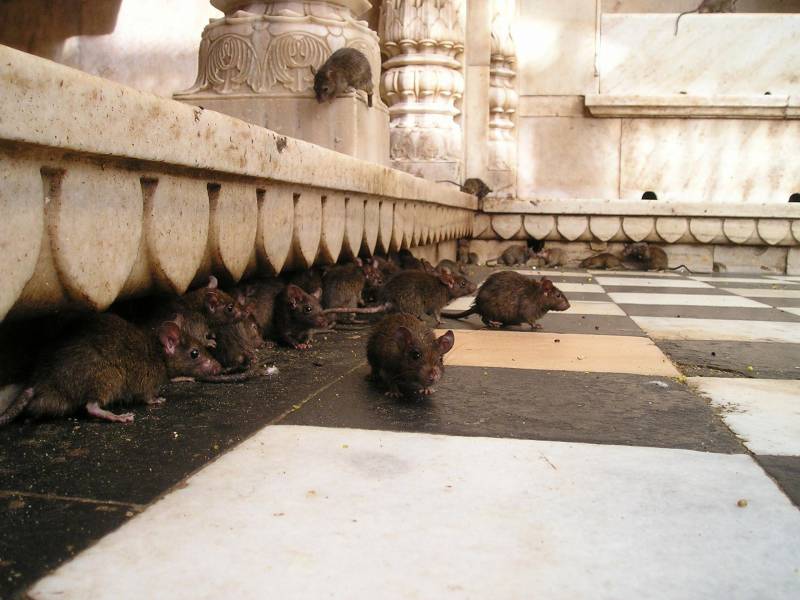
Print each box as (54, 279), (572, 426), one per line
(0, 45), (475, 211)
(585, 95), (797, 120)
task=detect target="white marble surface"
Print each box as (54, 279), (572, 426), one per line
(595, 276), (711, 288)
(29, 426), (800, 600)
(517, 117), (621, 199)
(691, 276), (793, 284)
(779, 307), (800, 317)
(599, 14), (800, 95)
(631, 317), (800, 343)
(690, 378), (800, 456)
(724, 288), (800, 299)
(619, 119), (800, 203)
(588, 270), (680, 278)
(611, 293), (769, 308)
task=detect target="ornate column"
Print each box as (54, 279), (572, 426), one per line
(487, 0), (517, 196)
(379, 0), (466, 181)
(174, 0), (389, 165)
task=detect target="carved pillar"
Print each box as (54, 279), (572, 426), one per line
(379, 0), (466, 181)
(488, 0), (517, 195)
(175, 0), (389, 165)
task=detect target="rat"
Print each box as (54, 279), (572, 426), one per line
(437, 178), (492, 200)
(372, 255), (401, 279)
(579, 252), (626, 270)
(675, 0), (737, 35)
(622, 242), (693, 272)
(286, 266), (325, 296)
(212, 314), (264, 371)
(0, 313), (222, 425)
(366, 313), (455, 398)
(537, 248), (565, 268)
(379, 269), (477, 325)
(233, 277), (286, 338)
(394, 248), (425, 271)
(314, 48), (374, 107)
(321, 261), (369, 324)
(486, 245), (536, 267)
(447, 271), (570, 330)
(272, 284), (330, 349)
(173, 276), (245, 328)
(436, 259), (467, 275)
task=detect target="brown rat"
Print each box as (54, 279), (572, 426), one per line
(314, 48), (374, 107)
(322, 259), (384, 320)
(580, 252), (626, 270)
(0, 313), (222, 425)
(367, 313), (455, 398)
(436, 259), (467, 275)
(286, 267), (325, 295)
(622, 242), (692, 272)
(486, 245), (536, 267)
(273, 284), (329, 349)
(233, 277), (286, 338)
(380, 269), (477, 325)
(393, 249), (424, 271)
(448, 271), (570, 330)
(437, 178), (492, 200)
(372, 255), (401, 279)
(537, 248), (565, 268)
(212, 314), (264, 370)
(174, 276), (245, 328)
(675, 0), (736, 35)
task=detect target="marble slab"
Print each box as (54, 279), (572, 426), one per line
(631, 317), (800, 343)
(610, 293), (770, 308)
(689, 378), (800, 456)
(595, 277), (711, 288)
(28, 426), (800, 600)
(599, 14), (800, 95)
(724, 288), (800, 299)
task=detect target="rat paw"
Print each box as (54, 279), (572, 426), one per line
(294, 343), (312, 350)
(531, 323), (543, 330)
(421, 387), (436, 396)
(486, 320), (503, 329)
(385, 390), (404, 399)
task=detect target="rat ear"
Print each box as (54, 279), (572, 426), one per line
(311, 287), (322, 300)
(204, 290), (221, 312)
(310, 64), (317, 75)
(436, 330), (455, 355)
(541, 278), (554, 290)
(353, 257), (363, 267)
(207, 275), (218, 290)
(393, 326), (414, 351)
(158, 322), (182, 356)
(370, 258), (379, 268)
(171, 313), (185, 328)
(286, 284), (304, 307)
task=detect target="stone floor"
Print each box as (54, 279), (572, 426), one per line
(1, 268), (800, 599)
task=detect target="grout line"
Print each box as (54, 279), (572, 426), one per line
(0, 489), (145, 511)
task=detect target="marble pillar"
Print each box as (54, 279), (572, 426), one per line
(487, 0), (517, 195)
(175, 0), (389, 165)
(379, 0), (466, 181)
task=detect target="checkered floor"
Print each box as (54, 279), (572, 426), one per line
(9, 269), (800, 599)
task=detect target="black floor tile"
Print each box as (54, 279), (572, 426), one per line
(618, 305), (800, 322)
(283, 365), (744, 454)
(756, 455), (800, 508)
(657, 340), (800, 379)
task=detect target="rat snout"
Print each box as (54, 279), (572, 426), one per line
(426, 365), (442, 385)
(205, 357), (223, 376)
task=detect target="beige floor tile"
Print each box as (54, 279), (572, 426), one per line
(437, 329), (680, 377)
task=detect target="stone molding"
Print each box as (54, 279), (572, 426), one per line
(585, 95), (800, 120)
(476, 199), (800, 247)
(378, 0), (466, 179)
(0, 45), (474, 320)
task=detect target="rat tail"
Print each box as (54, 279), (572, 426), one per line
(447, 306), (478, 320)
(668, 264), (695, 273)
(323, 302), (390, 315)
(674, 9), (697, 35)
(0, 385), (33, 426)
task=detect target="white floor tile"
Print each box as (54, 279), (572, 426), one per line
(724, 288), (800, 299)
(689, 378), (800, 455)
(691, 276), (782, 284)
(631, 317), (800, 343)
(767, 276), (800, 282)
(610, 293), (770, 308)
(443, 296), (475, 312)
(779, 307), (800, 317)
(595, 277), (711, 288)
(29, 426), (800, 600)
(587, 270), (680, 277)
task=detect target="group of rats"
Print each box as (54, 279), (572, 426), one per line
(0, 245), (577, 425)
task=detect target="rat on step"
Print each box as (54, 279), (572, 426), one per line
(622, 242), (692, 272)
(367, 313), (455, 399)
(485, 245), (537, 267)
(314, 48), (374, 107)
(173, 276), (245, 328)
(321, 259), (384, 322)
(447, 271), (570, 330)
(579, 252), (626, 270)
(0, 313), (221, 425)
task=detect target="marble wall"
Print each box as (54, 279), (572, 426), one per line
(599, 14), (800, 96)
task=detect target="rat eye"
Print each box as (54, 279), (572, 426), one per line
(459, 281), (466, 287)
(409, 350), (421, 360)
(304, 305), (312, 313)
(226, 303), (234, 312)
(190, 349), (199, 359)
